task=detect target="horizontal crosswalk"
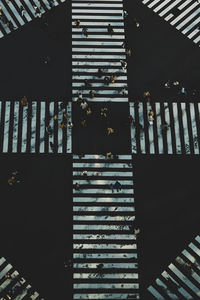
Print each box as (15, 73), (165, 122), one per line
(0, 0), (66, 39)
(147, 235), (200, 299)
(0, 100), (72, 153)
(142, 0), (200, 45)
(72, 0), (129, 102)
(130, 101), (200, 155)
(0, 256), (44, 299)
(72, 154), (140, 299)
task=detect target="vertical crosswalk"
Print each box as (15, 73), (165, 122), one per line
(0, 0), (66, 39)
(0, 100), (72, 153)
(72, 0), (129, 102)
(0, 256), (44, 299)
(142, 0), (200, 46)
(130, 101), (200, 154)
(72, 154), (140, 299)
(147, 235), (200, 299)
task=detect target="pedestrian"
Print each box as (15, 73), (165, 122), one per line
(129, 115), (134, 123)
(86, 107), (92, 116)
(110, 75), (117, 83)
(100, 107), (108, 118)
(107, 23), (114, 35)
(178, 87), (187, 95)
(107, 127), (114, 135)
(34, 6), (41, 17)
(114, 180), (122, 192)
(143, 91), (150, 98)
(60, 122), (67, 129)
(126, 49), (132, 57)
(68, 121), (73, 129)
(104, 76), (110, 85)
(105, 152), (112, 159)
(8, 176), (16, 186)
(148, 109), (154, 125)
(80, 119), (87, 127)
(109, 183), (114, 193)
(82, 26), (88, 38)
(161, 121), (169, 134)
(123, 10), (128, 18)
(7, 20), (16, 30)
(93, 171), (101, 176)
(84, 79), (91, 87)
(50, 141), (55, 151)
(74, 183), (80, 191)
(120, 60), (127, 70)
(46, 125), (53, 135)
(121, 88), (128, 95)
(0, 6), (2, 16)
(54, 114), (58, 120)
(82, 170), (87, 176)
(74, 19), (80, 28)
(21, 96), (27, 106)
(20, 6), (25, 17)
(48, 0), (55, 8)
(80, 100), (88, 110)
(89, 90), (95, 99)
(60, 102), (66, 111)
(133, 18), (140, 28)
(43, 56), (50, 64)
(98, 68), (103, 78)
(63, 112), (68, 121)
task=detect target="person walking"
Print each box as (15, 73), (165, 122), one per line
(34, 6), (41, 17)
(109, 183), (114, 193)
(74, 19), (80, 28)
(104, 76), (110, 85)
(89, 90), (95, 99)
(7, 20), (16, 30)
(98, 68), (103, 78)
(114, 181), (122, 192)
(107, 24), (114, 35)
(74, 183), (80, 191)
(21, 96), (27, 106)
(82, 26), (88, 38)
(107, 127), (114, 135)
(120, 60), (127, 70)
(84, 79), (91, 87)
(80, 100), (88, 110)
(20, 6), (25, 17)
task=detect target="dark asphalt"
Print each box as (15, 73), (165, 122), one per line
(0, 2), (71, 98)
(124, 0), (200, 102)
(72, 102), (131, 154)
(135, 155), (200, 299)
(0, 1), (200, 299)
(0, 154), (72, 300)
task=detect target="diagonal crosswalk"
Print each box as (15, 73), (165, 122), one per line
(0, 100), (72, 153)
(147, 235), (200, 299)
(72, 154), (140, 299)
(130, 101), (200, 155)
(72, 0), (129, 102)
(0, 256), (44, 299)
(142, 0), (200, 46)
(0, 0), (66, 39)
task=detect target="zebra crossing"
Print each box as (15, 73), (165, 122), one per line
(72, 154), (139, 299)
(142, 0), (200, 46)
(0, 256), (44, 299)
(147, 235), (200, 299)
(130, 101), (200, 155)
(0, 100), (72, 153)
(0, 0), (65, 39)
(72, 0), (129, 102)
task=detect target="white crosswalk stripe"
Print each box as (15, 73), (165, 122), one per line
(0, 0), (65, 39)
(0, 256), (44, 299)
(130, 101), (200, 154)
(147, 235), (200, 299)
(72, 0), (129, 103)
(142, 0), (200, 46)
(0, 100), (72, 153)
(72, 154), (140, 299)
